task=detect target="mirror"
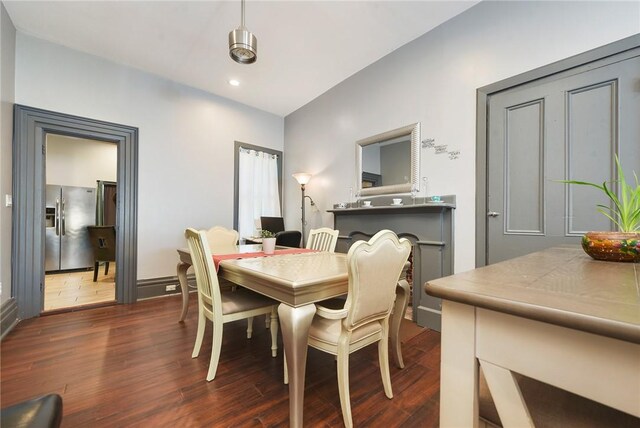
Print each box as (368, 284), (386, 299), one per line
(356, 122), (420, 196)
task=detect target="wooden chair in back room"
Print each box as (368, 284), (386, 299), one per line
(86, 225), (116, 282)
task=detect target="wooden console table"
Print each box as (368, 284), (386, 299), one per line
(426, 247), (639, 427)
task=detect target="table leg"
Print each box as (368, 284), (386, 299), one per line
(390, 279), (410, 369)
(177, 261), (191, 322)
(278, 303), (316, 428)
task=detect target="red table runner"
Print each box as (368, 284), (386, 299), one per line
(213, 248), (317, 271)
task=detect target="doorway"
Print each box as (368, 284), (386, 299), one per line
(12, 105), (138, 320)
(43, 134), (118, 311)
(476, 36), (640, 266)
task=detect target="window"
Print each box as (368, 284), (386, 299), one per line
(233, 141), (283, 239)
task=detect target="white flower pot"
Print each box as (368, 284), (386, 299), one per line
(262, 237), (276, 254)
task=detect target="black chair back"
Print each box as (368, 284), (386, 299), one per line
(275, 231), (302, 248)
(260, 216), (285, 234)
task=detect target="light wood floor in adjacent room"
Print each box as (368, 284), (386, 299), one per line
(1, 295), (440, 427)
(44, 265), (116, 311)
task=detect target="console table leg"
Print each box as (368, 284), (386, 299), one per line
(440, 300), (479, 427)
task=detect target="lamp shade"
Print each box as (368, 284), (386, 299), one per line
(292, 173), (312, 186)
(229, 28), (257, 64)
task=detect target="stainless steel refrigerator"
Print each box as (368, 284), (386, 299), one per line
(45, 185), (96, 272)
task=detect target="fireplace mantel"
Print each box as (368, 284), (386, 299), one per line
(329, 197), (455, 331)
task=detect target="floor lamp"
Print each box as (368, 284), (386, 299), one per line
(292, 173), (314, 247)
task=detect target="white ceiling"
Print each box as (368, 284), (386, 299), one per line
(4, 1), (478, 117)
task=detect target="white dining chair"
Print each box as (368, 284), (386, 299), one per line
(306, 227), (412, 369)
(189, 225), (248, 318)
(204, 225), (241, 292)
(301, 230), (411, 427)
(204, 225), (239, 247)
(306, 227), (339, 252)
(185, 228), (279, 381)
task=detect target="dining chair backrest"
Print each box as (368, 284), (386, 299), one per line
(87, 225), (116, 263)
(344, 230), (411, 330)
(185, 228), (222, 316)
(306, 228), (339, 252)
(204, 226), (238, 247)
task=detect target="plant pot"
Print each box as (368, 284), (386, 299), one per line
(581, 232), (640, 263)
(262, 237), (276, 255)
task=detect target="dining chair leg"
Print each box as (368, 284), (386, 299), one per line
(265, 314), (270, 329)
(192, 310), (206, 358)
(269, 307), (279, 357)
(283, 350), (288, 385)
(337, 336), (353, 428)
(247, 317), (254, 339)
(390, 280), (410, 368)
(379, 321), (393, 399)
(207, 321), (224, 381)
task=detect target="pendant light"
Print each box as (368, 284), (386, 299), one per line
(229, 0), (257, 64)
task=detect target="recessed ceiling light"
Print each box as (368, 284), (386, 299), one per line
(229, 79), (240, 87)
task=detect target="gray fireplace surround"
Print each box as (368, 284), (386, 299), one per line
(329, 195), (455, 331)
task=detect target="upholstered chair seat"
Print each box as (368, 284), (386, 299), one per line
(308, 313), (383, 350)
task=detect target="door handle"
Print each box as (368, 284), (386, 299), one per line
(61, 199), (66, 236)
(55, 199), (60, 236)
(487, 211), (500, 217)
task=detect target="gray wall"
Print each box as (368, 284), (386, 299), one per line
(0, 3), (15, 305)
(283, 1), (640, 273)
(12, 34), (284, 281)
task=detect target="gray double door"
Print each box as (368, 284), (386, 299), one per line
(487, 52), (640, 264)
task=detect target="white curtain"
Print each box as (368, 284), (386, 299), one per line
(238, 148), (281, 239)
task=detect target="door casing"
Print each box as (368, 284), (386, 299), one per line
(12, 105), (138, 319)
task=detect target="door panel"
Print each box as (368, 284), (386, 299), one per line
(487, 54), (640, 264)
(566, 80), (618, 234)
(505, 100), (545, 234)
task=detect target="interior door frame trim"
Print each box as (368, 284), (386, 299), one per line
(12, 105), (138, 319)
(475, 34), (640, 267)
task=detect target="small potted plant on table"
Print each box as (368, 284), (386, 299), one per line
(261, 230), (276, 255)
(561, 157), (639, 262)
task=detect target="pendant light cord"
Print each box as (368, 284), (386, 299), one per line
(241, 0), (245, 29)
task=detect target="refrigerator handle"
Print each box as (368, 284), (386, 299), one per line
(55, 199), (60, 236)
(61, 198), (66, 236)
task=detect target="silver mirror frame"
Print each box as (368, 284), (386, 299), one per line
(356, 122), (420, 196)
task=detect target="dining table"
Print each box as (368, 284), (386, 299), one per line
(176, 244), (410, 427)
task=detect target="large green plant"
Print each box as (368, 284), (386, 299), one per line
(561, 157), (640, 232)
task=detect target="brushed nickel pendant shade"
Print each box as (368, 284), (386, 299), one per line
(229, 0), (257, 64)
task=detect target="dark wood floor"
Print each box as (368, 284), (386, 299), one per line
(1, 295), (441, 427)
